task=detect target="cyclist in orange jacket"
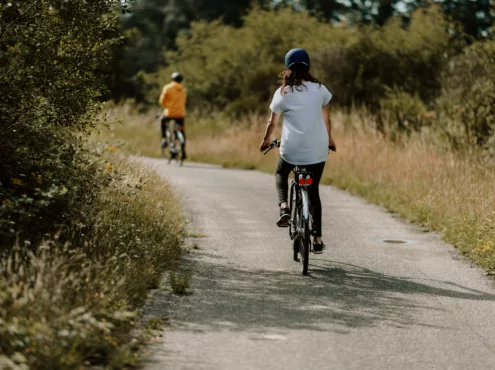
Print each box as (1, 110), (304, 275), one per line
(159, 72), (187, 160)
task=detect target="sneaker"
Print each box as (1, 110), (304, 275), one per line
(313, 242), (326, 254)
(276, 206), (290, 227)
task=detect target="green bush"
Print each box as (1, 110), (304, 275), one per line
(152, 6), (450, 115)
(0, 0), (123, 249)
(379, 88), (427, 135)
(154, 8), (348, 114)
(436, 40), (495, 149)
(169, 271), (191, 295)
(151, 5), (495, 149)
(335, 6), (451, 107)
(1, 2), (186, 368)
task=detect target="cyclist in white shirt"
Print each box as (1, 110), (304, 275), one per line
(260, 48), (336, 254)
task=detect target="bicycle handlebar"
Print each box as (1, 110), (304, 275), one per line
(263, 138), (281, 155)
(263, 138), (335, 155)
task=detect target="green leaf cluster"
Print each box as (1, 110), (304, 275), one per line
(0, 0), (123, 247)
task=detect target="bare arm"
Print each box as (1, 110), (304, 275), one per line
(259, 111), (280, 151)
(322, 104), (336, 152)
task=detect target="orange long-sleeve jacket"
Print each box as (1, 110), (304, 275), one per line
(159, 81), (187, 118)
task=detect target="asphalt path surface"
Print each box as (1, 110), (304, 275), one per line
(139, 158), (495, 370)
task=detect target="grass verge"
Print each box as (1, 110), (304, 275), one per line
(0, 150), (184, 369)
(95, 104), (495, 275)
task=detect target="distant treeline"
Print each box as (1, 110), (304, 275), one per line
(106, 0), (494, 104)
(107, 2), (494, 150)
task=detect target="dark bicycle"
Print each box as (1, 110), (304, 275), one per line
(161, 118), (186, 166)
(264, 138), (314, 275)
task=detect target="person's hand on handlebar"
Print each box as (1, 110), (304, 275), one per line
(259, 138), (271, 152)
(328, 137), (337, 152)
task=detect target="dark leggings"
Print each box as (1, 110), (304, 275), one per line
(275, 156), (326, 237)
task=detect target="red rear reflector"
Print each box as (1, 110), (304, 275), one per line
(298, 178), (305, 185)
(306, 178), (313, 185)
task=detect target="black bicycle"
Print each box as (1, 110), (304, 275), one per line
(161, 118), (186, 166)
(264, 138), (314, 275)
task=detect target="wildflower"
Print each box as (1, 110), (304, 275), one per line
(424, 111), (437, 120)
(11, 178), (23, 186)
(30, 172), (41, 184)
(105, 163), (114, 172)
(2, 199), (14, 208)
(106, 145), (117, 152)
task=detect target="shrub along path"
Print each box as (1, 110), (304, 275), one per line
(139, 158), (495, 370)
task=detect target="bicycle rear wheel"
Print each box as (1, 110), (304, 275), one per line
(299, 189), (310, 275)
(168, 134), (182, 164)
(289, 182), (298, 261)
(300, 218), (310, 275)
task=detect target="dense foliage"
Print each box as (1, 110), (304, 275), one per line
(152, 5), (494, 148)
(108, 0), (494, 102)
(105, 0), (270, 101)
(1, 1), (184, 368)
(0, 0), (122, 247)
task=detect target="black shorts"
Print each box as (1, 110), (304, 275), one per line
(161, 117), (185, 137)
(163, 117), (184, 126)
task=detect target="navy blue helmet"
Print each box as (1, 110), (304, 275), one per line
(285, 48), (310, 70)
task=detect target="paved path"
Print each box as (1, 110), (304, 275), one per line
(140, 158), (495, 370)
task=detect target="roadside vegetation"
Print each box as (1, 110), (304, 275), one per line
(1, 2), (184, 368)
(97, 105), (495, 275)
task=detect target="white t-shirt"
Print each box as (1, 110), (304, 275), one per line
(270, 81), (332, 165)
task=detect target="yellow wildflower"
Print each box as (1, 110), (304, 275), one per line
(106, 145), (117, 152)
(2, 199), (14, 208)
(11, 178), (23, 186)
(105, 163), (114, 172)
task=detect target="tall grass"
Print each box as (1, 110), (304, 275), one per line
(97, 105), (495, 274)
(0, 151), (184, 369)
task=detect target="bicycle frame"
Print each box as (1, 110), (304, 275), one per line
(290, 168), (312, 239)
(290, 168), (313, 275)
(263, 138), (315, 274)
(301, 187), (310, 224)
(165, 121), (185, 146)
(163, 119), (186, 165)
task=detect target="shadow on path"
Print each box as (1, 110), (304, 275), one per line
(145, 251), (495, 334)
